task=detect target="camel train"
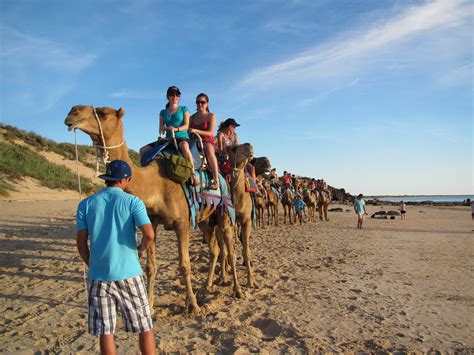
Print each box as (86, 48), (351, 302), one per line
(65, 105), (273, 313)
(65, 105), (331, 313)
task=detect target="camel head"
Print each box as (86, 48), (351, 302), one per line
(226, 143), (254, 170)
(64, 105), (125, 145)
(251, 156), (271, 177)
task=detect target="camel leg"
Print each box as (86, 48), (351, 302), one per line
(266, 205), (270, 226)
(274, 204), (279, 226)
(240, 222), (257, 288)
(319, 205), (323, 221)
(217, 227), (229, 285)
(219, 216), (243, 298)
(174, 221), (200, 313)
(145, 237), (157, 315)
(325, 204), (329, 221)
(208, 229), (220, 288)
(145, 221), (158, 314)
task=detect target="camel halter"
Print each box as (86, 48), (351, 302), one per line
(91, 106), (124, 174)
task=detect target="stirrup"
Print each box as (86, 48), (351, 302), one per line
(208, 180), (219, 190)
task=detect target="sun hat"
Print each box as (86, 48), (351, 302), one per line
(167, 85), (181, 96)
(99, 160), (132, 181)
(222, 118), (240, 128)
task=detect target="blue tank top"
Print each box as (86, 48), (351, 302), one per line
(160, 106), (190, 139)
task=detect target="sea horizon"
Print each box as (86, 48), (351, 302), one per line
(367, 195), (473, 203)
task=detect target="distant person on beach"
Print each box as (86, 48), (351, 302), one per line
(293, 193), (306, 225)
(400, 201), (407, 220)
(75, 160), (156, 354)
(471, 200), (474, 221)
(354, 194), (368, 229)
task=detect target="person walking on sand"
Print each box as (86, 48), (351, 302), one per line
(400, 201), (407, 220)
(76, 160), (156, 354)
(354, 193), (368, 229)
(293, 193), (306, 225)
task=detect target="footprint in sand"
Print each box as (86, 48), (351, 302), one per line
(250, 318), (283, 340)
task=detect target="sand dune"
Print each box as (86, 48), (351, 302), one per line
(0, 197), (472, 352)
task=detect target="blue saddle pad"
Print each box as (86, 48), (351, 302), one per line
(189, 138), (202, 170)
(271, 186), (281, 200)
(141, 141), (172, 166)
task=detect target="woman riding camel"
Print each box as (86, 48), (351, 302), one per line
(216, 118), (239, 175)
(217, 118), (239, 154)
(189, 93), (219, 190)
(216, 118), (255, 180)
(159, 85), (198, 185)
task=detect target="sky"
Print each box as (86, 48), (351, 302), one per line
(0, 0), (472, 196)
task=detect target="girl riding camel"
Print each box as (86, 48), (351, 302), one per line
(159, 86), (198, 185)
(189, 93), (219, 190)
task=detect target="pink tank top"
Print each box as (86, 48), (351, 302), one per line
(191, 117), (216, 147)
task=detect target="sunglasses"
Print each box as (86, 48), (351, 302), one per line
(169, 93), (180, 97)
(196, 100), (207, 105)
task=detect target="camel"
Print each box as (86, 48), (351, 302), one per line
(255, 193), (265, 229)
(225, 144), (261, 288)
(253, 174), (268, 229)
(303, 189), (317, 222)
(262, 180), (279, 226)
(318, 189), (331, 221)
(281, 187), (295, 225)
(64, 105), (242, 314)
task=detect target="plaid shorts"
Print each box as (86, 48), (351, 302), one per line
(87, 275), (153, 335)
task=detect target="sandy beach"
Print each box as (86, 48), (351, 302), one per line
(0, 194), (473, 353)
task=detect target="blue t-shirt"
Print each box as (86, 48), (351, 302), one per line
(160, 106), (190, 139)
(76, 187), (151, 281)
(354, 198), (366, 214)
(293, 198), (306, 213)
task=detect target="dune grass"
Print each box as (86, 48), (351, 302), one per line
(0, 142), (97, 195)
(0, 123), (141, 168)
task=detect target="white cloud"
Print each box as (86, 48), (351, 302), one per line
(1, 25), (96, 72)
(436, 63), (473, 88)
(297, 78), (360, 107)
(239, 0), (473, 89)
(108, 90), (161, 100)
(0, 24), (96, 114)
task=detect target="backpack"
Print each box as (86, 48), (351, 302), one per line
(162, 152), (193, 184)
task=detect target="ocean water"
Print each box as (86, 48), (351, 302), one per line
(377, 195), (473, 203)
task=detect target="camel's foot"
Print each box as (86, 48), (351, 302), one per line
(217, 274), (229, 286)
(325, 218), (330, 222)
(206, 278), (214, 291)
(247, 278), (259, 289)
(185, 299), (201, 314)
(319, 218), (323, 221)
(233, 286), (245, 299)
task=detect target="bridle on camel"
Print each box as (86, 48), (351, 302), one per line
(91, 106), (124, 174)
(230, 146), (251, 191)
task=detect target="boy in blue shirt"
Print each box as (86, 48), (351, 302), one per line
(76, 160), (156, 354)
(293, 193), (306, 225)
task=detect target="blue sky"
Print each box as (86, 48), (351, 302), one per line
(1, 0), (472, 195)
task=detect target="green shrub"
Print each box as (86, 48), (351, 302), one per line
(0, 142), (97, 194)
